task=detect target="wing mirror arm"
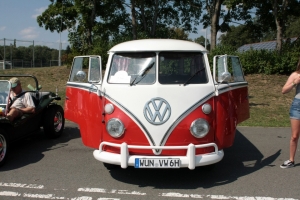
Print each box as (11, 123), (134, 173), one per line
(215, 72), (231, 96)
(215, 84), (219, 96)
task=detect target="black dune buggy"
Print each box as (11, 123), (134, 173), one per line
(0, 75), (65, 167)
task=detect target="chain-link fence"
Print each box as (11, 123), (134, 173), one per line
(0, 38), (68, 69)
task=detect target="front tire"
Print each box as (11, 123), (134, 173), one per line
(0, 131), (8, 167)
(43, 105), (65, 139)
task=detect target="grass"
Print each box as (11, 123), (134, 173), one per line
(240, 74), (293, 127)
(0, 66), (294, 127)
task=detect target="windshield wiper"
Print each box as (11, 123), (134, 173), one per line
(130, 62), (155, 86)
(183, 67), (205, 86)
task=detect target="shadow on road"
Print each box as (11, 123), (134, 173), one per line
(0, 124), (81, 171)
(108, 130), (281, 189)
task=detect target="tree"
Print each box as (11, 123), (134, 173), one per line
(254, 0), (300, 52)
(285, 16), (300, 38)
(218, 24), (262, 49)
(37, 0), (126, 54)
(125, 0), (202, 39)
(194, 36), (210, 50)
(200, 0), (254, 50)
(168, 27), (190, 40)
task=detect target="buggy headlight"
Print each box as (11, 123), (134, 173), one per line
(190, 119), (209, 138)
(106, 118), (125, 138)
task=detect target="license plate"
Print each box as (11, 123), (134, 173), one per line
(134, 158), (180, 168)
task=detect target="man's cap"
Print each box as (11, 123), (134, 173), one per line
(9, 77), (20, 88)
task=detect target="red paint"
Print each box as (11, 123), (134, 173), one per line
(65, 85), (249, 154)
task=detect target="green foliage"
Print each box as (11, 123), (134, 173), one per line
(219, 25), (262, 49)
(194, 36), (210, 50)
(208, 40), (300, 75)
(0, 45), (64, 65)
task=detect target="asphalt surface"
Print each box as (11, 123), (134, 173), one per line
(0, 121), (299, 200)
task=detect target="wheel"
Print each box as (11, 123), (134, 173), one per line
(43, 105), (65, 139)
(103, 162), (120, 170)
(0, 131), (8, 167)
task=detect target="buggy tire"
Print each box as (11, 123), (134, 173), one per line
(43, 105), (65, 139)
(0, 130), (8, 167)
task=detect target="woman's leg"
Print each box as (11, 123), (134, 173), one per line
(289, 118), (300, 162)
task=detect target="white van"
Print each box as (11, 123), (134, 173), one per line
(65, 39), (249, 170)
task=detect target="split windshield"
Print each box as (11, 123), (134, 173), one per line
(108, 52), (207, 85)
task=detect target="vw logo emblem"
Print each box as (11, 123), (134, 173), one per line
(144, 97), (171, 125)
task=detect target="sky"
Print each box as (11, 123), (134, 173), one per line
(0, 0), (212, 50)
(0, 0), (69, 50)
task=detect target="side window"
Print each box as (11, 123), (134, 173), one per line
(216, 56), (227, 83)
(214, 55), (245, 83)
(69, 56), (102, 83)
(89, 57), (101, 82)
(69, 57), (89, 83)
(229, 56), (245, 82)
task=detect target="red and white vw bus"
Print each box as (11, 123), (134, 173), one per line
(65, 39), (249, 170)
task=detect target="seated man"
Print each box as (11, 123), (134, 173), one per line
(6, 77), (35, 121)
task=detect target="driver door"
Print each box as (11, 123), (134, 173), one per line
(64, 56), (103, 148)
(213, 55), (250, 148)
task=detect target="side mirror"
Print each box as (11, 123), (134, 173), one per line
(76, 71), (86, 82)
(219, 71), (231, 83)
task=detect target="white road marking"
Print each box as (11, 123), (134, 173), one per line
(23, 193), (65, 199)
(97, 198), (120, 200)
(0, 182), (44, 189)
(0, 182), (298, 200)
(71, 197), (92, 200)
(0, 191), (21, 196)
(160, 192), (299, 200)
(78, 188), (146, 195)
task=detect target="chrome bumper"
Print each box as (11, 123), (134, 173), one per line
(93, 142), (224, 170)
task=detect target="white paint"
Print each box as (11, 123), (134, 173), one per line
(0, 191), (21, 196)
(97, 198), (120, 200)
(78, 188), (146, 195)
(160, 193), (299, 200)
(0, 182), (298, 200)
(0, 182), (44, 189)
(71, 196), (92, 200)
(23, 193), (65, 199)
(162, 192), (191, 198)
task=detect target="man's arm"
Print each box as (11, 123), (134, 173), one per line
(18, 106), (35, 114)
(22, 93), (36, 113)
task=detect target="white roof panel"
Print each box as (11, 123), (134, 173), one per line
(109, 39), (207, 52)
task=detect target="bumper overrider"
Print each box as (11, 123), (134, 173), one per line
(93, 142), (224, 170)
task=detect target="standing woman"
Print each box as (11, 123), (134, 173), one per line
(281, 57), (300, 168)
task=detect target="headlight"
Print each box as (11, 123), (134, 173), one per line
(106, 118), (125, 138)
(190, 119), (210, 138)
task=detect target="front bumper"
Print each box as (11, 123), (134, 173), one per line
(93, 142), (224, 170)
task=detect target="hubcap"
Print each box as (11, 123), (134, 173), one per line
(0, 134), (7, 162)
(54, 111), (63, 132)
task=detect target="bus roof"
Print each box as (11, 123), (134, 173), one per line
(109, 39), (207, 52)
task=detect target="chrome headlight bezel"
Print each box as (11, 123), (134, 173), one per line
(190, 118), (210, 138)
(106, 118), (125, 138)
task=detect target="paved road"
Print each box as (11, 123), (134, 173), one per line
(0, 122), (299, 200)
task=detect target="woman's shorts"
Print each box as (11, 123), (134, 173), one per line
(290, 98), (300, 120)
